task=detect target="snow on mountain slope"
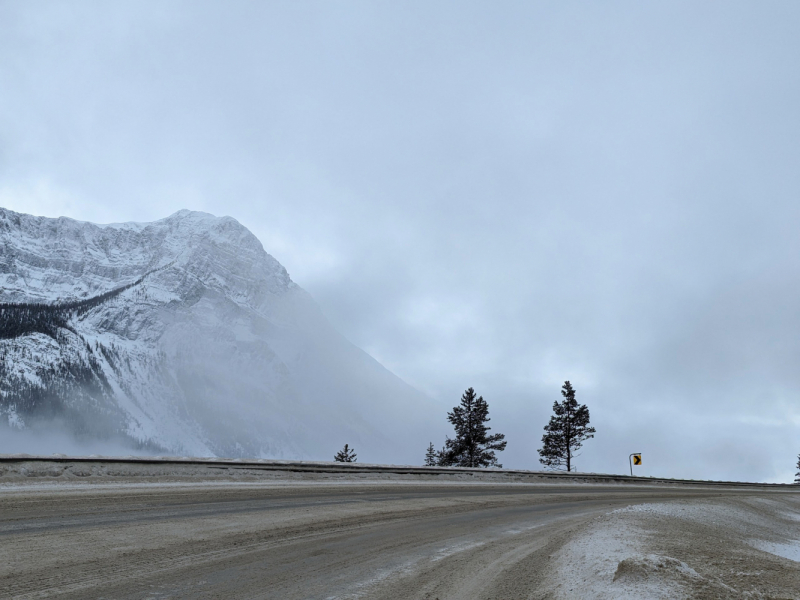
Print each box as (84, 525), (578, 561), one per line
(0, 208), (437, 462)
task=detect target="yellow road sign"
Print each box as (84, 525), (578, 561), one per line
(632, 454), (642, 465)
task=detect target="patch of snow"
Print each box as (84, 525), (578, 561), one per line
(555, 525), (680, 598)
(751, 539), (800, 562)
(430, 540), (485, 561)
(615, 500), (775, 531)
(549, 507), (697, 599)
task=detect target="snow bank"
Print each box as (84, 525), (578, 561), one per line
(545, 496), (800, 598)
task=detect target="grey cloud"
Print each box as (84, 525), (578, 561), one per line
(2, 1), (799, 481)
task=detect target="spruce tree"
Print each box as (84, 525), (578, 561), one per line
(436, 445), (453, 466)
(424, 442), (437, 466)
(334, 443), (357, 463)
(795, 454), (800, 484)
(538, 381), (595, 472)
(444, 387), (507, 468)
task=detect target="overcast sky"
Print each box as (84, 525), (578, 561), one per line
(2, 1), (800, 481)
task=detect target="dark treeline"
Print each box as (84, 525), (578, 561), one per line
(0, 261), (177, 450)
(0, 261), (174, 341)
(0, 304), (75, 341)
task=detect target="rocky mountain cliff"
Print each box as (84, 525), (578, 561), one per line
(0, 208), (435, 462)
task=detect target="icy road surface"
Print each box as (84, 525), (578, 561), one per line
(1, 480), (798, 599)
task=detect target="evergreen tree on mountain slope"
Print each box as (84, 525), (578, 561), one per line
(538, 381), (595, 472)
(444, 387), (506, 468)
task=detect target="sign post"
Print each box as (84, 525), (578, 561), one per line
(629, 453), (642, 477)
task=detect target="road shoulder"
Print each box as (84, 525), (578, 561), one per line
(541, 494), (800, 598)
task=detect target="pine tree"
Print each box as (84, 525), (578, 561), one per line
(795, 454), (800, 484)
(424, 442), (437, 466)
(436, 445), (452, 466)
(444, 387), (507, 468)
(334, 443), (357, 463)
(538, 381), (595, 472)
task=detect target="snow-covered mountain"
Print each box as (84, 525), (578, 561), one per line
(0, 208), (436, 462)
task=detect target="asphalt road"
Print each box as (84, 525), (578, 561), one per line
(1, 480), (792, 599)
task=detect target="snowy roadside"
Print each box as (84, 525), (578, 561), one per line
(0, 478), (602, 494)
(542, 494), (800, 598)
(0, 455), (787, 491)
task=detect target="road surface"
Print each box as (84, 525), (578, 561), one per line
(2, 479), (797, 599)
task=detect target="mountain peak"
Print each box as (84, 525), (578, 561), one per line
(161, 209), (236, 226)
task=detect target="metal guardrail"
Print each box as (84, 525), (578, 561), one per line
(0, 455), (794, 488)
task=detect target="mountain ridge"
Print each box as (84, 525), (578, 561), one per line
(0, 207), (435, 462)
